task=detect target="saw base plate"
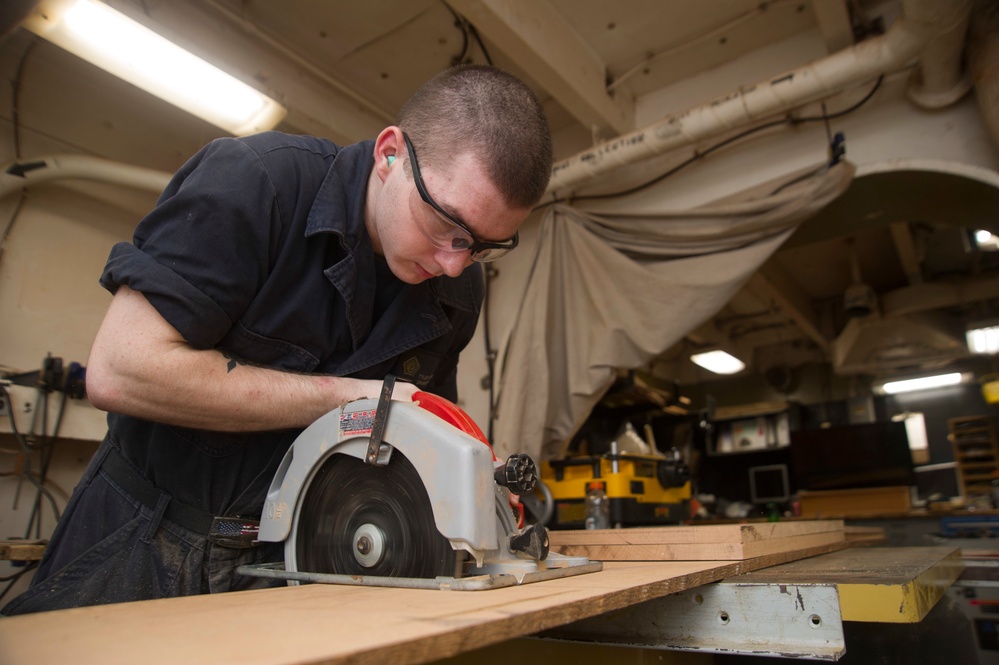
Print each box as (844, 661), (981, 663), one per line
(237, 560), (603, 591)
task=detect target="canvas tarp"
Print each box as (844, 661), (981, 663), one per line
(492, 161), (855, 462)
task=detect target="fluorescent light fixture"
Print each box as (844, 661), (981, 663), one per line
(880, 372), (963, 394)
(690, 350), (745, 375)
(24, 0), (286, 135)
(974, 229), (999, 251)
(967, 323), (999, 354)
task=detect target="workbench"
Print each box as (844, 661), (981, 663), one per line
(0, 544), (962, 664)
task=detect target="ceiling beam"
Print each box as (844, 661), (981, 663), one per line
(882, 273), (999, 317)
(448, 0), (634, 138)
(746, 263), (830, 351)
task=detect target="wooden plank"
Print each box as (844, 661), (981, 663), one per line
(0, 540), (46, 561)
(551, 529), (845, 561)
(734, 546), (963, 623)
(547, 520), (845, 561)
(843, 525), (887, 544)
(548, 520), (844, 546)
(0, 540), (853, 665)
(799, 486), (912, 518)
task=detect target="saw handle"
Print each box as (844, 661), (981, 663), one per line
(413, 391), (493, 456)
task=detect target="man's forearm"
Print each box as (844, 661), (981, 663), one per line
(85, 285), (406, 432)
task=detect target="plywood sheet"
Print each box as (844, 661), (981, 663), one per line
(0, 540), (46, 561)
(0, 539), (851, 665)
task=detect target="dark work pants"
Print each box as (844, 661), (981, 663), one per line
(1, 437), (283, 616)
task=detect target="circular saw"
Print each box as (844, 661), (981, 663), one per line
(241, 379), (600, 590)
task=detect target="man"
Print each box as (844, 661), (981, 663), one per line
(2, 64), (552, 614)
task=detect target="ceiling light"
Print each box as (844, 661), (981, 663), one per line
(880, 372), (963, 394)
(971, 229), (999, 252)
(23, 0), (286, 135)
(967, 322), (999, 354)
(690, 350), (745, 375)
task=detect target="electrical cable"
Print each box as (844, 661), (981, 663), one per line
(482, 266), (497, 443)
(0, 385), (33, 452)
(466, 22), (493, 66)
(440, 3), (493, 67)
(1, 380), (65, 540)
(0, 561), (38, 605)
(440, 1), (471, 65)
(0, 562), (38, 583)
(0, 38), (37, 267)
(25, 390), (66, 538)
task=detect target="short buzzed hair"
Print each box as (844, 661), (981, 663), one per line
(398, 65), (553, 210)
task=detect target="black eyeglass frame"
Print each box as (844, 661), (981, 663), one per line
(402, 132), (518, 261)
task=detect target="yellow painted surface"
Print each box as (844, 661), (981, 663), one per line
(736, 546), (964, 623)
(836, 548), (964, 622)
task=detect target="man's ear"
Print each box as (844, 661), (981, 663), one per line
(373, 126), (404, 181)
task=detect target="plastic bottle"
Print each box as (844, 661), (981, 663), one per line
(584, 481), (611, 530)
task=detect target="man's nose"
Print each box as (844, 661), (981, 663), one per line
(437, 250), (471, 278)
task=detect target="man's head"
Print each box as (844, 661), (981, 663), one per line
(397, 65), (553, 211)
(366, 65), (553, 284)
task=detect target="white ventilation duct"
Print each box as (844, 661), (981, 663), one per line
(547, 0), (974, 194)
(0, 154), (172, 199)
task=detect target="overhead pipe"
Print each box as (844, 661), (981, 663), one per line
(0, 154), (172, 200)
(906, 0), (973, 108)
(547, 0), (973, 194)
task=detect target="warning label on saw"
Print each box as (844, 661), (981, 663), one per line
(340, 410), (377, 437)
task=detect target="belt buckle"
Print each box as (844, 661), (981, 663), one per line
(208, 517), (260, 548)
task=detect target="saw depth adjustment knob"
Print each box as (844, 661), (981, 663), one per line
(494, 454), (537, 495)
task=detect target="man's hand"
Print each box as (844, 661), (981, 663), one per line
(390, 380), (419, 402)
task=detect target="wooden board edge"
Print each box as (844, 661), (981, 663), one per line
(552, 530), (846, 561)
(548, 520), (844, 546)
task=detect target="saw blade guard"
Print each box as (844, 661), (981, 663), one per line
(258, 398), (501, 556)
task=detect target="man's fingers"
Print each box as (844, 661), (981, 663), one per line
(391, 381), (419, 402)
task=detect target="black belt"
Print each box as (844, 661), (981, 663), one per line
(101, 447), (260, 548)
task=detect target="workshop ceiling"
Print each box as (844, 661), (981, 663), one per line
(4, 0), (998, 392)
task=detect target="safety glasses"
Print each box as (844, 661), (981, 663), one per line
(403, 132), (518, 262)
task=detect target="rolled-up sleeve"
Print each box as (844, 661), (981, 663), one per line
(100, 138), (281, 349)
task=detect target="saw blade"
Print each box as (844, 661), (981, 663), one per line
(292, 450), (456, 579)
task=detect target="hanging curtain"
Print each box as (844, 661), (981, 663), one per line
(492, 161), (855, 462)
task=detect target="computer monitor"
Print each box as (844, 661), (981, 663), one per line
(749, 464), (790, 504)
